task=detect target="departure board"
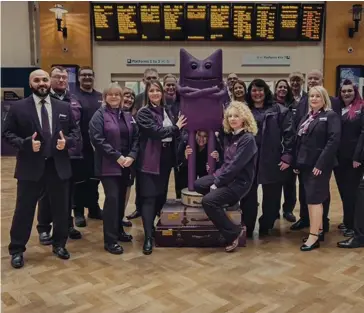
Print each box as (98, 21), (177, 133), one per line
(232, 3), (254, 40)
(301, 4), (324, 41)
(278, 3), (300, 41)
(163, 3), (185, 40)
(92, 3), (117, 41)
(255, 3), (278, 40)
(139, 3), (162, 40)
(185, 4), (208, 40)
(116, 4), (139, 40)
(209, 4), (232, 41)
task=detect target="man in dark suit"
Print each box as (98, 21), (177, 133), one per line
(291, 69), (341, 232)
(2, 69), (79, 269)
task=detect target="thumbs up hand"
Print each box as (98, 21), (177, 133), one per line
(56, 131), (66, 150)
(32, 132), (41, 152)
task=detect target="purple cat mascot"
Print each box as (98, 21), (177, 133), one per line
(178, 49), (227, 191)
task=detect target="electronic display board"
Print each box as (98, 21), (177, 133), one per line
(116, 3), (140, 40)
(162, 3), (185, 40)
(209, 3), (232, 41)
(90, 3), (325, 42)
(255, 3), (278, 40)
(92, 3), (117, 41)
(278, 3), (300, 41)
(185, 4), (208, 40)
(300, 4), (324, 41)
(232, 3), (254, 40)
(139, 3), (163, 40)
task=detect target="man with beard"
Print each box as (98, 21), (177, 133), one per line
(36, 66), (83, 244)
(2, 69), (79, 268)
(73, 66), (103, 227)
(290, 69), (341, 233)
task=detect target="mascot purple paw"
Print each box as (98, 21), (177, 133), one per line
(178, 49), (227, 191)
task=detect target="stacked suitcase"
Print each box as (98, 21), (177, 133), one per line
(155, 188), (246, 248)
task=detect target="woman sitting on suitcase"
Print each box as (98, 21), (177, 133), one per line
(194, 101), (258, 252)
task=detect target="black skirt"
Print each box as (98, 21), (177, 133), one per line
(137, 144), (174, 198)
(300, 166), (332, 205)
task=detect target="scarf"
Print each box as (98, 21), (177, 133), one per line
(298, 110), (321, 136)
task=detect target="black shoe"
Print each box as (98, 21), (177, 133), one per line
(143, 237), (153, 255)
(88, 209), (103, 220)
(122, 218), (132, 227)
(338, 223), (346, 230)
(337, 237), (364, 249)
(118, 231), (133, 242)
(303, 230), (325, 242)
(11, 253), (24, 269)
(52, 247), (70, 259)
(69, 227), (82, 240)
(300, 233), (320, 251)
(39, 232), (52, 245)
(126, 210), (141, 220)
(259, 228), (270, 237)
(75, 216), (87, 228)
(283, 212), (297, 223)
(290, 219), (310, 230)
(343, 229), (355, 237)
(104, 243), (124, 254)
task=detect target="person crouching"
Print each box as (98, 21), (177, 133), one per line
(194, 101), (258, 252)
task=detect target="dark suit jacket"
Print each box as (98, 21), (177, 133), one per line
(295, 110), (341, 172)
(134, 92), (145, 112)
(2, 95), (79, 181)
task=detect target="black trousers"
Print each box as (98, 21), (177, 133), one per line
(240, 180), (282, 233)
(297, 173), (330, 229)
(100, 175), (128, 244)
(282, 170), (297, 213)
(73, 178), (101, 216)
(140, 195), (166, 238)
(9, 159), (69, 255)
(334, 160), (363, 229)
(194, 175), (241, 244)
(354, 175), (364, 241)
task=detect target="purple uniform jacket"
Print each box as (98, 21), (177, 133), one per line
(89, 105), (139, 177)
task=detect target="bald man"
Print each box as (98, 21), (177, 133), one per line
(2, 69), (80, 268)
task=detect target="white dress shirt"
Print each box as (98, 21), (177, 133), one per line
(162, 109), (173, 142)
(33, 94), (53, 134)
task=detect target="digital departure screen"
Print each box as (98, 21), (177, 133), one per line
(162, 3), (185, 40)
(116, 4), (139, 40)
(300, 4), (324, 41)
(92, 3), (117, 41)
(209, 4), (232, 41)
(232, 3), (254, 40)
(278, 3), (300, 41)
(255, 3), (278, 40)
(185, 4), (208, 40)
(139, 3), (162, 40)
(90, 3), (325, 42)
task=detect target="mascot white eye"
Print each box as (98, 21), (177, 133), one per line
(205, 62), (212, 69)
(191, 62), (198, 70)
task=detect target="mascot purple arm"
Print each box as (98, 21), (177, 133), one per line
(178, 49), (227, 191)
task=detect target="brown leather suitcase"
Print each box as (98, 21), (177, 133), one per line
(155, 222), (247, 248)
(159, 202), (242, 227)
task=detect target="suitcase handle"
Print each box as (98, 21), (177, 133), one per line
(192, 201), (201, 205)
(191, 217), (210, 222)
(192, 234), (212, 239)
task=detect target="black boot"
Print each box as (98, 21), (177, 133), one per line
(143, 237), (153, 255)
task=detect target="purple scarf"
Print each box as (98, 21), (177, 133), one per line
(298, 110), (321, 136)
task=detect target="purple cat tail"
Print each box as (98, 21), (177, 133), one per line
(188, 131), (196, 191)
(207, 130), (216, 175)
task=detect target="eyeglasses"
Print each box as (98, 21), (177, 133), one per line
(51, 75), (68, 80)
(80, 73), (94, 77)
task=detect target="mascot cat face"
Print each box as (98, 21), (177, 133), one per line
(179, 49), (223, 89)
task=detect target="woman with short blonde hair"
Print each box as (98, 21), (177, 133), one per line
(223, 101), (257, 135)
(309, 86), (332, 111)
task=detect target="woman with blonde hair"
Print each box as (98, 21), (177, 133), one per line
(194, 101), (258, 252)
(89, 82), (139, 254)
(294, 85), (341, 251)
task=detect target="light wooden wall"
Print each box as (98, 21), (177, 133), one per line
(324, 1), (364, 95)
(39, 1), (92, 71)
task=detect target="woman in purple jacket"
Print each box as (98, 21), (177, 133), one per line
(136, 80), (186, 255)
(194, 101), (258, 252)
(89, 83), (139, 255)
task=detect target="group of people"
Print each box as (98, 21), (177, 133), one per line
(2, 66), (364, 269)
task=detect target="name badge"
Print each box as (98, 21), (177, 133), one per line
(355, 110), (361, 114)
(59, 114), (67, 118)
(319, 117), (327, 121)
